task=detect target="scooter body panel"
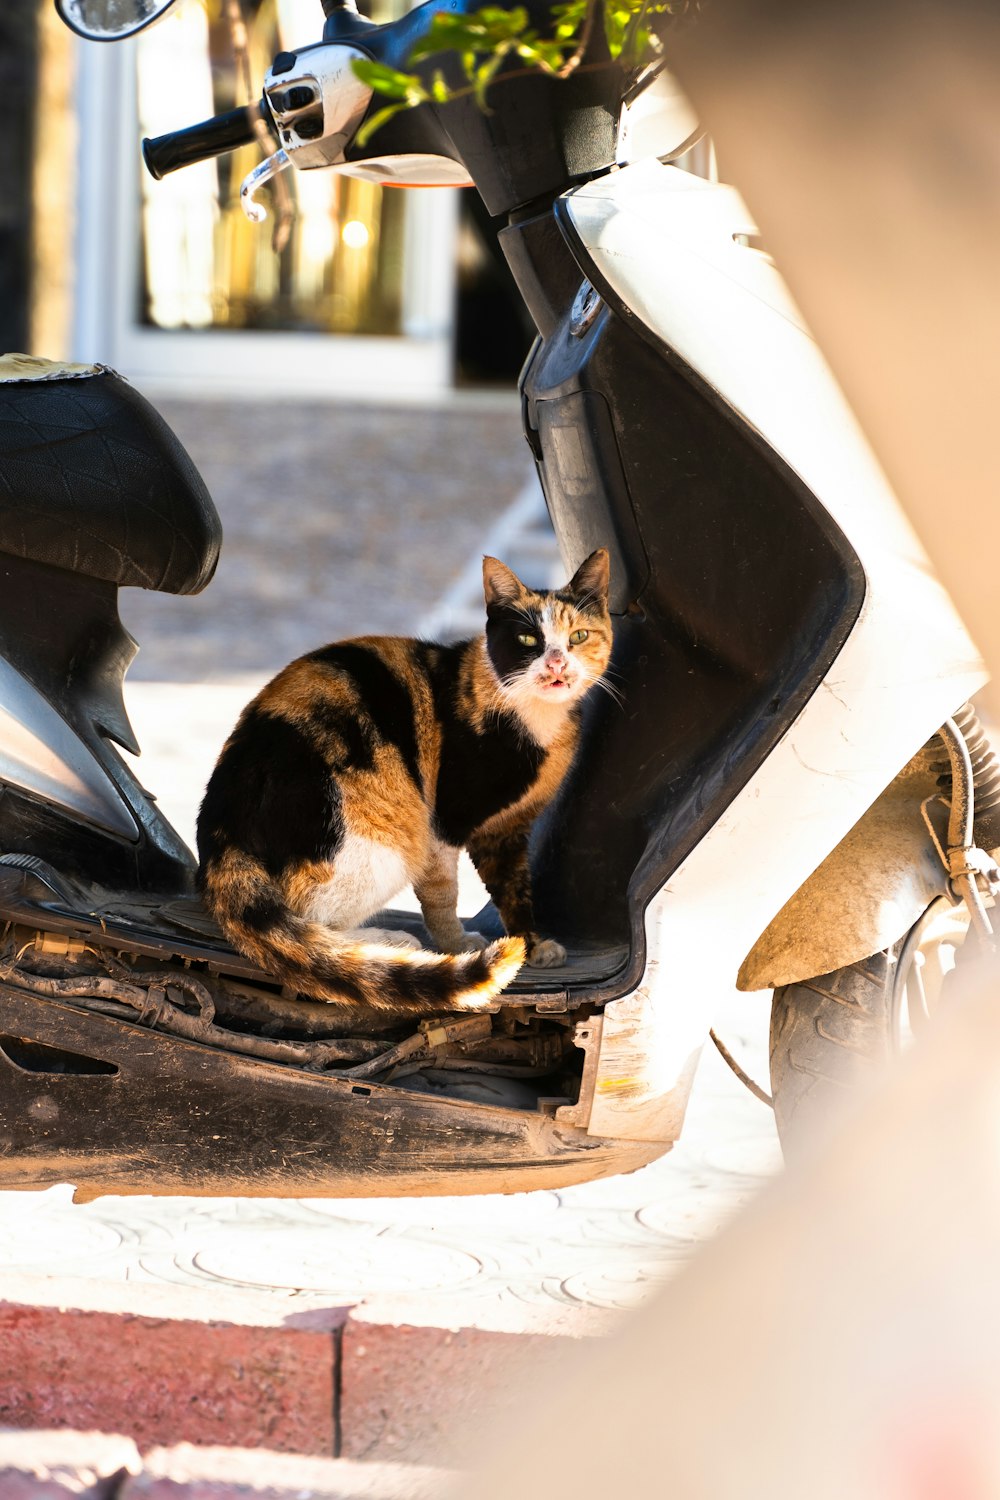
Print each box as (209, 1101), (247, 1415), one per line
(504, 158), (986, 1142)
(0, 656), (138, 841)
(558, 158), (985, 923)
(0, 985), (661, 1199)
(0, 554), (197, 894)
(505, 206), (868, 973)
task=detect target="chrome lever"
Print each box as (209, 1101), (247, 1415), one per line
(240, 148), (292, 223)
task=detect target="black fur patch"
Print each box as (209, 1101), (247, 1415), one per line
(484, 604), (544, 685)
(307, 697), (376, 771)
(468, 832), (535, 937)
(401, 957), (485, 1008)
(418, 642), (544, 846)
(308, 956), (365, 1005)
(241, 895), (287, 933)
(303, 944), (489, 1009)
(197, 709), (344, 878)
(309, 643), (423, 791)
(382, 948), (494, 1009)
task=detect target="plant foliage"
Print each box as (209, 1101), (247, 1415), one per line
(352, 0), (694, 144)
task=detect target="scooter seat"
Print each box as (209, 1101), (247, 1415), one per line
(0, 356), (221, 594)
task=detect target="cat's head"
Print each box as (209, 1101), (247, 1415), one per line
(482, 548), (613, 712)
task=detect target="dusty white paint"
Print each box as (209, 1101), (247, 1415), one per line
(567, 160), (987, 1143)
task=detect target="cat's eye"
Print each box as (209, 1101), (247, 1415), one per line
(569, 629), (589, 645)
(517, 632), (538, 647)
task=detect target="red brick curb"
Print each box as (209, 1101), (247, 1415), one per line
(338, 1318), (578, 1465)
(0, 1304), (340, 1457)
(0, 1283), (587, 1466)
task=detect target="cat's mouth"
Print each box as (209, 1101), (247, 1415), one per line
(537, 675), (574, 694)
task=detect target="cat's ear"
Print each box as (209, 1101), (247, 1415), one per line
(483, 556), (526, 607)
(566, 548), (610, 604)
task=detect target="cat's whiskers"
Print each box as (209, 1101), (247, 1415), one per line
(509, 603), (541, 631)
(592, 675), (625, 709)
(485, 685), (517, 723)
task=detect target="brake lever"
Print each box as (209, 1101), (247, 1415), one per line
(239, 41), (374, 222)
(240, 148), (292, 223)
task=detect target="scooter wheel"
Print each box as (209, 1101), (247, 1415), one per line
(769, 896), (973, 1152)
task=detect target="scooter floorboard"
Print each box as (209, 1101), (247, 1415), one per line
(0, 861), (629, 1011)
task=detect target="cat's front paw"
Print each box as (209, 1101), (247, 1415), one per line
(527, 937), (567, 968)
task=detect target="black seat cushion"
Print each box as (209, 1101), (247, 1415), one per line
(0, 366), (222, 594)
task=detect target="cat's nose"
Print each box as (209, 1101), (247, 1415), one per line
(545, 648), (567, 671)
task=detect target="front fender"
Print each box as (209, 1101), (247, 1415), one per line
(738, 758), (949, 991)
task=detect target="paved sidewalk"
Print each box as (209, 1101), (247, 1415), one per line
(119, 397), (532, 680)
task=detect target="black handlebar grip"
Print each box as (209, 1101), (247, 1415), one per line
(142, 103), (266, 180)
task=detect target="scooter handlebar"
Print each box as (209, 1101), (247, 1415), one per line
(142, 103), (267, 180)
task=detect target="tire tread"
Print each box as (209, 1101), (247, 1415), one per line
(770, 950), (893, 1148)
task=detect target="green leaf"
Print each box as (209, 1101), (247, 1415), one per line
(608, 0), (672, 60)
(518, 37), (568, 70)
(350, 56), (428, 100)
(467, 6), (530, 39)
(550, 0), (588, 29)
(352, 0), (686, 128)
(410, 5), (531, 59)
(430, 69), (452, 103)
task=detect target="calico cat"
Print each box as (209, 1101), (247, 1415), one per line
(196, 547), (612, 1013)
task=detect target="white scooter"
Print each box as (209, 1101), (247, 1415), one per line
(0, 0), (990, 1200)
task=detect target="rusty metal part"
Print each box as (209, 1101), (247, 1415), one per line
(342, 1015), (494, 1081)
(0, 923), (585, 1106)
(459, 1029), (566, 1070)
(0, 950), (384, 1069)
(417, 1057), (562, 1077)
(0, 914), (411, 1042)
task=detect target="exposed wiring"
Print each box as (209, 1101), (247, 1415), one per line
(709, 1028), (774, 1108)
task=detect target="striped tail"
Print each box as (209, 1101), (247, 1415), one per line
(202, 860), (524, 1014)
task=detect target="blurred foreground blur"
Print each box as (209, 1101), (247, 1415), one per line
(458, 3), (1000, 1496)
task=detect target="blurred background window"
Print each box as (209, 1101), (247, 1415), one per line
(136, 0), (406, 337)
(61, 0), (531, 394)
